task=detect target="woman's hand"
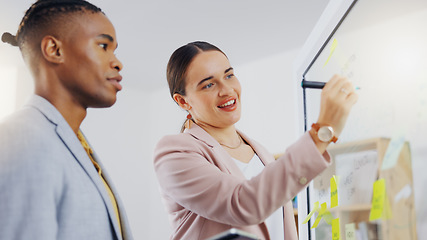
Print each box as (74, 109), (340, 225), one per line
(316, 74), (358, 139)
(310, 75), (358, 153)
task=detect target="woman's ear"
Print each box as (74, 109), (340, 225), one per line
(173, 93), (191, 111)
(40, 35), (64, 64)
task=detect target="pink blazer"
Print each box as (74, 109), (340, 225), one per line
(154, 124), (330, 240)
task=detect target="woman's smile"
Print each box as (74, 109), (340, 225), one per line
(218, 98), (237, 112)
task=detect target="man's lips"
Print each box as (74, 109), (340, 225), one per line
(108, 75), (123, 91)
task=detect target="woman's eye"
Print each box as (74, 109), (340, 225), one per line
(225, 74), (234, 79)
(203, 83), (214, 89)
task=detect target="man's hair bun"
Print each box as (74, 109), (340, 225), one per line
(1, 32), (18, 47)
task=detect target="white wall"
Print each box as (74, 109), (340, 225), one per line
(235, 49), (301, 153)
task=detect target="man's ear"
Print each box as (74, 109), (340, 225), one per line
(40, 36), (64, 64)
(173, 93), (191, 111)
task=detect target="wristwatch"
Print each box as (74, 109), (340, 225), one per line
(311, 123), (338, 143)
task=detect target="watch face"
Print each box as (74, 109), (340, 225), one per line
(318, 126), (334, 142)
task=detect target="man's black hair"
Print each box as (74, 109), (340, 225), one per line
(2, 0), (102, 48)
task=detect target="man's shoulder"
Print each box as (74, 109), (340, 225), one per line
(0, 107), (66, 160)
(0, 106), (54, 136)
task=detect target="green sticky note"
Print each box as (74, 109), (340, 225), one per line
(381, 135), (405, 170)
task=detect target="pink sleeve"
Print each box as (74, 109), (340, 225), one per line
(153, 132), (330, 226)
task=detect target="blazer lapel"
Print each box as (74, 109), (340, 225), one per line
(186, 124), (247, 180)
(27, 95), (123, 240)
(61, 131), (123, 240)
(92, 152), (133, 240)
(237, 130), (275, 166)
(186, 124), (272, 239)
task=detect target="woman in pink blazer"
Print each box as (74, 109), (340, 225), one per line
(154, 41), (358, 240)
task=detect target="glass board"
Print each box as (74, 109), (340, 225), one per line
(302, 0), (427, 239)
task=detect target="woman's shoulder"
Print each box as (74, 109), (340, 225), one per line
(156, 132), (194, 146)
(155, 132), (209, 152)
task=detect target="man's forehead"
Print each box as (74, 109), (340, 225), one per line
(68, 12), (116, 38)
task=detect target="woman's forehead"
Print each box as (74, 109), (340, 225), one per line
(187, 51), (230, 77)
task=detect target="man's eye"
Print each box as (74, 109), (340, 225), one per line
(99, 43), (108, 50)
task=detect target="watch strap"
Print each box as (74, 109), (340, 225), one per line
(311, 123), (338, 143)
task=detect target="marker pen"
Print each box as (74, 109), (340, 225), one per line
(301, 80), (360, 90)
(301, 80), (326, 89)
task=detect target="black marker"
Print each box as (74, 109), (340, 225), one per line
(301, 80), (326, 89)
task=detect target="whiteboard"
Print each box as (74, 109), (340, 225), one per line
(300, 0), (427, 239)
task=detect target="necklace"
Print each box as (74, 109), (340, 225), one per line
(219, 135), (243, 149)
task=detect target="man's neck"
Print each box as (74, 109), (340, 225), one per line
(36, 90), (87, 135)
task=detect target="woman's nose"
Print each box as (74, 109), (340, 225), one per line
(218, 82), (234, 96)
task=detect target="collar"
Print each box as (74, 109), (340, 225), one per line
(25, 94), (65, 127)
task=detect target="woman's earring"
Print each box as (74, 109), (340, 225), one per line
(185, 114), (192, 129)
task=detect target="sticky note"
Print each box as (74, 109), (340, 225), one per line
(381, 135), (405, 170)
(369, 178), (393, 221)
(324, 38), (338, 67)
(330, 175), (339, 208)
(311, 212), (322, 229)
(369, 179), (386, 221)
(302, 201), (320, 224)
(311, 202), (333, 229)
(332, 218), (340, 240)
(345, 223), (356, 240)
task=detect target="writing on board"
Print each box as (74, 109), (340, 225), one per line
(335, 150), (378, 205)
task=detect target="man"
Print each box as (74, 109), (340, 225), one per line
(0, 1), (133, 239)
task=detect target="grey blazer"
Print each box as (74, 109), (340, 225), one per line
(0, 95), (133, 240)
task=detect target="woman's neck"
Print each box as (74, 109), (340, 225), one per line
(198, 122), (240, 147)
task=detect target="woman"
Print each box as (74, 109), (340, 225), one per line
(154, 41), (357, 240)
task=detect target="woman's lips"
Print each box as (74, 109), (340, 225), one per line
(218, 98), (237, 111)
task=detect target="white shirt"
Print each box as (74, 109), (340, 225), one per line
(232, 154), (285, 240)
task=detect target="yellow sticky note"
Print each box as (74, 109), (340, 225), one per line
(311, 213), (322, 229)
(330, 175), (339, 208)
(332, 218), (340, 240)
(369, 179), (386, 221)
(324, 38), (338, 67)
(302, 201), (320, 224)
(311, 202), (333, 229)
(345, 223), (356, 240)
